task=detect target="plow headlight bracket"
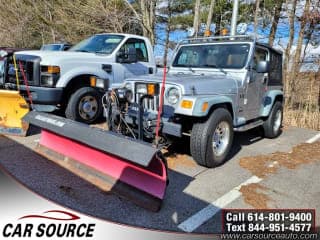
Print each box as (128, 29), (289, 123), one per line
(136, 83), (147, 95)
(166, 87), (180, 105)
(116, 88), (133, 102)
(136, 83), (159, 96)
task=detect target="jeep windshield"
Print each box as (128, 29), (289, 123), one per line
(172, 43), (250, 69)
(69, 34), (124, 54)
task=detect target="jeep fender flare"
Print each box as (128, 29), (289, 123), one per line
(260, 90), (284, 117)
(55, 66), (111, 88)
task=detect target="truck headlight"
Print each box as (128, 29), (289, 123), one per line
(167, 87), (180, 105)
(40, 75), (55, 87)
(40, 65), (60, 87)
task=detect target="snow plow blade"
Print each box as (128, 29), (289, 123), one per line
(23, 111), (167, 211)
(0, 90), (29, 136)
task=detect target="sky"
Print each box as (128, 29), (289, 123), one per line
(153, 0), (320, 70)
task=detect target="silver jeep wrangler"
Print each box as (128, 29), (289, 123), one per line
(105, 35), (284, 168)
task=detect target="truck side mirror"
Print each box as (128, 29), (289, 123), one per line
(116, 47), (137, 64)
(256, 61), (269, 73)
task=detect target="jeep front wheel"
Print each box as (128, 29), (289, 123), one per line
(65, 87), (102, 124)
(190, 108), (234, 168)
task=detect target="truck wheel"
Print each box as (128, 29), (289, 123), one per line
(262, 101), (283, 138)
(65, 87), (102, 124)
(190, 108), (234, 168)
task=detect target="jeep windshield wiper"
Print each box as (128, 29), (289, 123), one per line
(202, 64), (218, 68)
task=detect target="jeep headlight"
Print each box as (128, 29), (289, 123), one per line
(167, 87), (180, 105)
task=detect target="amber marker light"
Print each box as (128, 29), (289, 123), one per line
(147, 84), (156, 96)
(181, 100), (193, 109)
(90, 76), (97, 87)
(47, 66), (60, 74)
(202, 102), (209, 112)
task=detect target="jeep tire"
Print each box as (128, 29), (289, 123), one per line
(190, 108), (234, 168)
(65, 87), (102, 124)
(263, 101), (283, 138)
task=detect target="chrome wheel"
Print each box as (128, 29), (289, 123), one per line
(212, 121), (231, 157)
(273, 109), (282, 133)
(78, 96), (98, 121)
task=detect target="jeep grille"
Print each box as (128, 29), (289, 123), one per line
(135, 93), (159, 112)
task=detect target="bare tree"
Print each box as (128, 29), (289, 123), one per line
(269, 0), (284, 46)
(205, 0), (216, 36)
(193, 0), (201, 37)
(140, 0), (157, 45)
(288, 0), (311, 104)
(284, 0), (297, 97)
(124, 0), (157, 46)
(163, 0), (173, 66)
(253, 0), (260, 34)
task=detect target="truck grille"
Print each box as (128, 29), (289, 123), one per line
(7, 61), (34, 85)
(5, 55), (40, 87)
(135, 93), (159, 112)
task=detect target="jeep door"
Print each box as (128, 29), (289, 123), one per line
(245, 47), (269, 119)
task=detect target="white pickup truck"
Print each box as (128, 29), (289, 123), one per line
(3, 33), (156, 123)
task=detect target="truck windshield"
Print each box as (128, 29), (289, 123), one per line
(69, 34), (124, 54)
(172, 43), (250, 69)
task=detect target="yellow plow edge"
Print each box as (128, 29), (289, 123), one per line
(0, 90), (30, 136)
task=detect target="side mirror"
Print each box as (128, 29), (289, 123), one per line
(256, 61), (269, 73)
(116, 47), (137, 63)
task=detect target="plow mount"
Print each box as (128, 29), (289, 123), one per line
(23, 111), (168, 212)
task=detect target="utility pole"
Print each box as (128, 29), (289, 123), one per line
(230, 0), (239, 36)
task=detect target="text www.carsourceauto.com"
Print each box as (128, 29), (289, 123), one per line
(220, 233), (319, 240)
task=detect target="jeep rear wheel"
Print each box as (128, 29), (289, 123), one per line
(262, 101), (283, 138)
(190, 108), (234, 168)
(65, 87), (102, 124)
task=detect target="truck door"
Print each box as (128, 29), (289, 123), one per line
(114, 38), (152, 83)
(245, 47), (269, 120)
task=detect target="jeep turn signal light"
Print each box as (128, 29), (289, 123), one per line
(202, 102), (209, 112)
(90, 76), (97, 87)
(147, 84), (156, 96)
(47, 66), (60, 74)
(181, 100), (193, 109)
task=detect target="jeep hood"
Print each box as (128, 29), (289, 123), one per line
(127, 73), (239, 95)
(15, 50), (112, 65)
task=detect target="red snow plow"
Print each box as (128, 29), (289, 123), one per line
(23, 111), (168, 211)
